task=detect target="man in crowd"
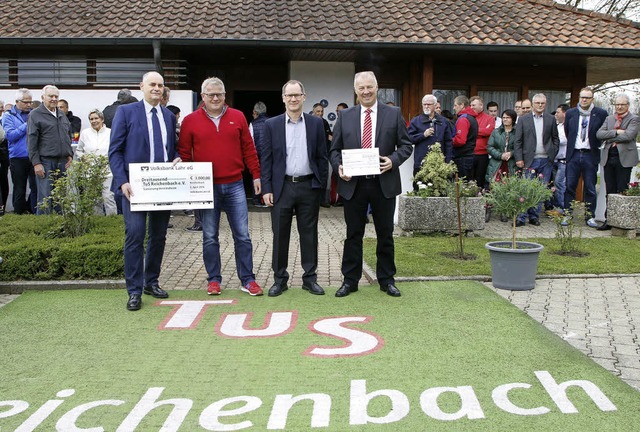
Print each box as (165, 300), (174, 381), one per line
(249, 101), (269, 208)
(109, 71), (179, 311)
(520, 99), (532, 115)
(177, 77), (263, 297)
(487, 101), (501, 128)
(1, 89), (37, 214)
(103, 88), (132, 128)
(261, 80), (328, 297)
(514, 100), (522, 123)
(27, 85), (74, 215)
(451, 95), (478, 180)
(408, 94), (453, 173)
(57, 99), (81, 135)
(330, 71), (412, 298)
(563, 87), (608, 227)
(312, 102), (333, 208)
(596, 93), (639, 230)
(547, 104), (569, 216)
(513, 93), (559, 226)
(470, 96), (495, 188)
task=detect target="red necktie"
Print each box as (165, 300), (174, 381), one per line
(362, 108), (372, 149)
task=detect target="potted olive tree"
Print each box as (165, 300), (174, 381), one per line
(483, 170), (552, 290)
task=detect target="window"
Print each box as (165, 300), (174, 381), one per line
(0, 59), (9, 87)
(18, 59), (87, 86)
(378, 88), (401, 107)
(478, 91), (519, 115)
(432, 89), (467, 114)
(95, 59), (155, 85)
(528, 90), (570, 113)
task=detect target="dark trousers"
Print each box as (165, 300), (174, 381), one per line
(342, 177), (396, 288)
(271, 179), (321, 286)
(454, 155), (474, 181)
(9, 157), (37, 214)
(604, 155), (633, 195)
(122, 198), (171, 295)
(0, 154), (9, 208)
(471, 154), (489, 189)
(565, 151), (598, 216)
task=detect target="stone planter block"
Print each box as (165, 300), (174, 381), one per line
(397, 195), (485, 232)
(607, 194), (640, 230)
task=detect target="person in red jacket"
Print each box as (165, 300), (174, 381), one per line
(470, 96), (495, 189)
(452, 95), (478, 180)
(178, 77), (263, 297)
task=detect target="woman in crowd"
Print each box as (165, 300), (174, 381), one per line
(485, 109), (518, 222)
(75, 109), (116, 215)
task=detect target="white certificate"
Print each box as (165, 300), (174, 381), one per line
(128, 162), (214, 211)
(341, 147), (381, 177)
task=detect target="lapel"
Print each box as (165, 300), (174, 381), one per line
(353, 106), (362, 148)
(375, 103), (386, 144)
(302, 113), (315, 160)
(136, 101), (150, 148)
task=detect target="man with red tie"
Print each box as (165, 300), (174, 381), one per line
(330, 71), (413, 298)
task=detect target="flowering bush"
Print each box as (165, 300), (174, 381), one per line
(484, 170), (552, 248)
(411, 143), (479, 198)
(624, 182), (640, 196)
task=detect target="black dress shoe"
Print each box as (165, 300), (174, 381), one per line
(320, 202), (331, 208)
(529, 218), (540, 226)
(515, 220), (525, 227)
(268, 283), (288, 297)
(597, 222), (612, 231)
(127, 294), (142, 311)
(302, 282), (325, 295)
(185, 224), (202, 232)
(143, 285), (169, 299)
(381, 284), (402, 297)
(335, 283), (357, 297)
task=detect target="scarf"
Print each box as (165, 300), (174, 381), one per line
(614, 111), (629, 129)
(577, 103), (594, 117)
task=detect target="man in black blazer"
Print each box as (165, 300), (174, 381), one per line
(330, 71), (413, 297)
(261, 80), (328, 297)
(513, 93), (559, 226)
(109, 71), (180, 311)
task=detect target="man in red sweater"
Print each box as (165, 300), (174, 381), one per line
(470, 96), (495, 189)
(178, 77), (263, 296)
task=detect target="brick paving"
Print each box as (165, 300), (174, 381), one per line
(1, 205), (638, 390)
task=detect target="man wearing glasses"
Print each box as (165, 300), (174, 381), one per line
(177, 77), (263, 297)
(1, 89), (37, 214)
(596, 94), (639, 230)
(563, 87), (607, 227)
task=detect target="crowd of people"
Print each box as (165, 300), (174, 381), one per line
(0, 75), (637, 311)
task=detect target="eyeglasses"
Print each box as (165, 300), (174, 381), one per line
(17, 100), (32, 104)
(422, 102), (435, 106)
(579, 96), (594, 100)
(614, 103), (629, 107)
(203, 92), (225, 99)
(284, 94), (304, 100)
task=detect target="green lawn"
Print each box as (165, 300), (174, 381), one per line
(365, 236), (640, 277)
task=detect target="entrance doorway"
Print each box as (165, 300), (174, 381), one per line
(233, 90), (283, 125)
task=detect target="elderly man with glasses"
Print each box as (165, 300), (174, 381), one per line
(562, 87), (608, 227)
(1, 88), (37, 214)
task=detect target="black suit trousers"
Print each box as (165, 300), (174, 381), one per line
(271, 179), (321, 285)
(342, 177), (396, 287)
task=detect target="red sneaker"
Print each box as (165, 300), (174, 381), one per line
(241, 281), (263, 296)
(207, 281), (221, 295)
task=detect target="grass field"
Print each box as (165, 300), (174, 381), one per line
(1, 284), (639, 431)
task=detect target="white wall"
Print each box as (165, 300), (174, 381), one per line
(289, 61), (355, 130)
(0, 89), (195, 130)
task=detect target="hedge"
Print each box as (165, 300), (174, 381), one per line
(0, 214), (124, 281)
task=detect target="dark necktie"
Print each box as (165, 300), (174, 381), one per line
(362, 108), (372, 149)
(151, 107), (165, 162)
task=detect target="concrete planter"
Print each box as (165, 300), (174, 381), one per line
(607, 194), (640, 230)
(397, 195), (485, 232)
(485, 241), (544, 291)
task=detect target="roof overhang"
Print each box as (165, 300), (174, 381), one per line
(587, 57), (640, 84)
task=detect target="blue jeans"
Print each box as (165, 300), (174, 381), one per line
(565, 151), (598, 216)
(552, 160), (566, 209)
(518, 158), (552, 222)
(122, 198), (171, 295)
(35, 157), (68, 215)
(201, 180), (255, 286)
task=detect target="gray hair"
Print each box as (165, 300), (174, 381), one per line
(454, 95), (469, 107)
(354, 71), (378, 89)
(117, 89), (132, 103)
(253, 101), (267, 114)
(614, 93), (630, 105)
(42, 85), (59, 95)
(281, 80), (305, 95)
(201, 77), (225, 94)
(532, 93), (547, 102)
(88, 108), (104, 120)
(422, 94), (437, 104)
(15, 88), (32, 102)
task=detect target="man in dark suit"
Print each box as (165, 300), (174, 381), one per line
(261, 80), (328, 297)
(563, 87), (608, 227)
(513, 93), (560, 226)
(109, 71), (180, 311)
(330, 71), (413, 298)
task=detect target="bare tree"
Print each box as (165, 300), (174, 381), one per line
(559, 0), (640, 20)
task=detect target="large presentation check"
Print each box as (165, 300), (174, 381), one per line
(128, 162), (214, 211)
